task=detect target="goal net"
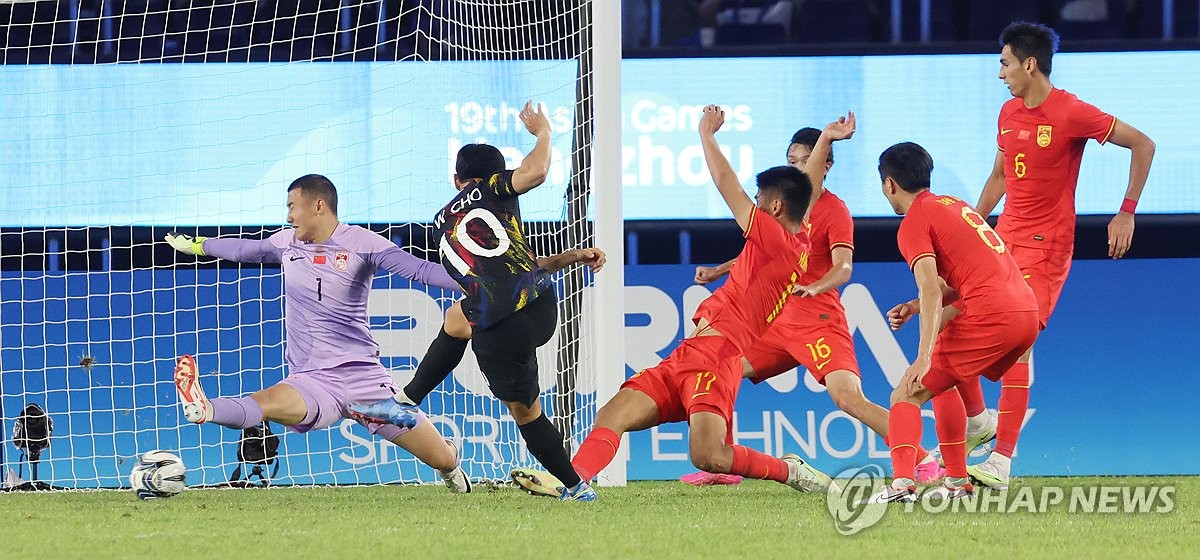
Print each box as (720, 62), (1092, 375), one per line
(0, 0), (622, 489)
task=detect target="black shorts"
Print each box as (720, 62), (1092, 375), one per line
(471, 288), (558, 407)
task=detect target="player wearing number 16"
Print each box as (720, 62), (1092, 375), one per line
(869, 142), (1039, 503)
(350, 100), (597, 501)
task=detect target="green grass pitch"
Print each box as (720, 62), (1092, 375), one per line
(2, 477), (1195, 559)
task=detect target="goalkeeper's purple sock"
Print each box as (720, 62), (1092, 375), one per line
(210, 396), (264, 429)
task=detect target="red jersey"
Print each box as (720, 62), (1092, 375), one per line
(705, 207), (810, 352)
(897, 191), (1037, 316)
(693, 278), (729, 326)
(996, 88), (1116, 252)
(794, 189), (854, 315)
(693, 190), (851, 325)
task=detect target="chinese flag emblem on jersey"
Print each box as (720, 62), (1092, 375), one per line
(1037, 125), (1052, 147)
(313, 255), (327, 265)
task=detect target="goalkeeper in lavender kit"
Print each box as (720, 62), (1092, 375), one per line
(165, 174), (472, 492)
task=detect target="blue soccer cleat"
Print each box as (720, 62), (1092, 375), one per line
(559, 481), (598, 502)
(349, 397), (421, 429)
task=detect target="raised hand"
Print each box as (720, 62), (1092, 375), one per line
(519, 100), (551, 137)
(824, 110), (856, 141)
(698, 104), (726, 136)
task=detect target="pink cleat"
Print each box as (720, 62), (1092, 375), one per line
(680, 471), (744, 486)
(915, 457), (946, 485)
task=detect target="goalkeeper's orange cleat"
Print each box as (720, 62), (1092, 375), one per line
(174, 355), (212, 423)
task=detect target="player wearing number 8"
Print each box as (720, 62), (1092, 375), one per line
(868, 142), (1039, 503)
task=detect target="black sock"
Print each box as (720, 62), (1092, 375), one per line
(517, 413), (582, 488)
(402, 327), (469, 405)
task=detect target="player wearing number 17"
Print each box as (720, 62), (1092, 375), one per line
(511, 107), (856, 497)
(869, 142), (1039, 503)
(954, 21), (1156, 489)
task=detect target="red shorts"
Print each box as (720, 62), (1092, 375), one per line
(745, 306), (859, 385)
(1009, 244), (1073, 329)
(622, 335), (742, 425)
(922, 311), (1039, 394)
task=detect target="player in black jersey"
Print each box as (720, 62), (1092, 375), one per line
(391, 250), (604, 412)
(352, 101), (599, 501)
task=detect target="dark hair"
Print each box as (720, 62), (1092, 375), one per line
(287, 174), (338, 214)
(878, 142), (933, 194)
(455, 144), (506, 180)
(1000, 21), (1059, 76)
(756, 165), (813, 223)
(788, 127), (832, 164)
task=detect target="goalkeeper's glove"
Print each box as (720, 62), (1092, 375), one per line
(164, 232), (207, 256)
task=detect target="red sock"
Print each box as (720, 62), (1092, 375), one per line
(957, 377), (987, 417)
(932, 389), (968, 478)
(994, 362), (1031, 457)
(729, 445), (789, 483)
(571, 427), (621, 482)
(888, 402), (922, 481)
(882, 435), (929, 464)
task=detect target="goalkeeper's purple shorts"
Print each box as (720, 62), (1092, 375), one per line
(279, 361), (427, 439)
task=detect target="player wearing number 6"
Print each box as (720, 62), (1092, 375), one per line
(868, 142), (1039, 503)
(350, 101), (597, 501)
(955, 21), (1156, 489)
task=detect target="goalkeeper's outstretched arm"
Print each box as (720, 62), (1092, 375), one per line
(164, 232), (285, 263)
(372, 244), (462, 292)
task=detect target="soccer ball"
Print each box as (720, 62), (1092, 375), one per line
(130, 450), (187, 500)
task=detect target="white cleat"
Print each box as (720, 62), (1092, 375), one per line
(781, 453), (840, 493)
(965, 413), (998, 457)
(862, 480), (918, 504)
(966, 455), (1012, 490)
(440, 466), (472, 493)
(439, 439), (472, 493)
(174, 355), (212, 424)
(923, 477), (976, 501)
